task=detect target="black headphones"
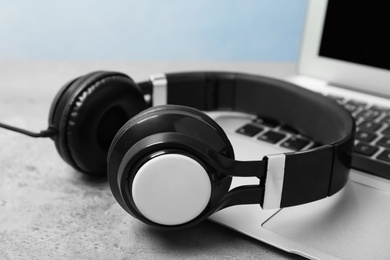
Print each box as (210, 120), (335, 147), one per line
(0, 71), (355, 229)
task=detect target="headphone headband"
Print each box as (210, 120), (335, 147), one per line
(140, 71), (355, 209)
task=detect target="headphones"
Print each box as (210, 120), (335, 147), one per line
(0, 71), (355, 229)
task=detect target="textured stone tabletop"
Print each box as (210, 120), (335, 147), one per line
(0, 61), (303, 260)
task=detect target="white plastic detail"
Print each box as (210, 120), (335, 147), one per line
(263, 154), (286, 209)
(132, 154), (212, 226)
(150, 74), (167, 106)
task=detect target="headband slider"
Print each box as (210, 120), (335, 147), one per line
(150, 74), (167, 106)
(262, 154), (286, 209)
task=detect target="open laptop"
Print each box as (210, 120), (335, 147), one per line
(207, 1), (390, 259)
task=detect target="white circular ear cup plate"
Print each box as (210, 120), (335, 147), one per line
(132, 154), (212, 226)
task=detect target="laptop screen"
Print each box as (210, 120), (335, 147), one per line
(298, 0), (390, 97)
(319, 1), (390, 71)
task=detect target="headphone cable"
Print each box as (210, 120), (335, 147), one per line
(0, 122), (57, 138)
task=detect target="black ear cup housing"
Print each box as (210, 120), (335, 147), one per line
(49, 71), (147, 176)
(107, 105), (235, 228)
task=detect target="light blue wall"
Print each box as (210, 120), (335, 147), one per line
(0, 0), (307, 61)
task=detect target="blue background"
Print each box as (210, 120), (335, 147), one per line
(0, 0), (307, 61)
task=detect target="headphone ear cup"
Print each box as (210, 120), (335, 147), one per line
(107, 105), (234, 227)
(109, 104), (235, 161)
(49, 71), (147, 176)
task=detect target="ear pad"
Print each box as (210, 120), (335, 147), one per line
(49, 71), (147, 176)
(107, 105), (235, 228)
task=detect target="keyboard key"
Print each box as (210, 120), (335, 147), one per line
(380, 115), (390, 124)
(279, 125), (298, 134)
(355, 130), (377, 142)
(257, 131), (285, 144)
(281, 136), (310, 150)
(344, 103), (358, 113)
(358, 120), (382, 132)
(253, 118), (279, 128)
(355, 108), (382, 120)
(371, 105), (390, 114)
(352, 153), (390, 179)
(382, 126), (390, 136)
(236, 124), (263, 137)
(354, 143), (379, 156)
(376, 136), (390, 149)
(326, 95), (344, 103)
(346, 99), (367, 108)
(377, 150), (390, 163)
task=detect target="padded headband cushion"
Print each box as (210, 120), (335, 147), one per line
(165, 72), (354, 145)
(49, 71), (147, 175)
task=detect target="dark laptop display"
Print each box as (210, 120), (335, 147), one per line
(319, 1), (390, 71)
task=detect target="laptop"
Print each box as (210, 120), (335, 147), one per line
(207, 1), (390, 259)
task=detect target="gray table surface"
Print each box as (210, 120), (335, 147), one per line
(0, 61), (305, 259)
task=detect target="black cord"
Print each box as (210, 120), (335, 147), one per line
(0, 122), (57, 138)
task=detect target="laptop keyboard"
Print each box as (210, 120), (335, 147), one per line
(235, 95), (390, 180)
